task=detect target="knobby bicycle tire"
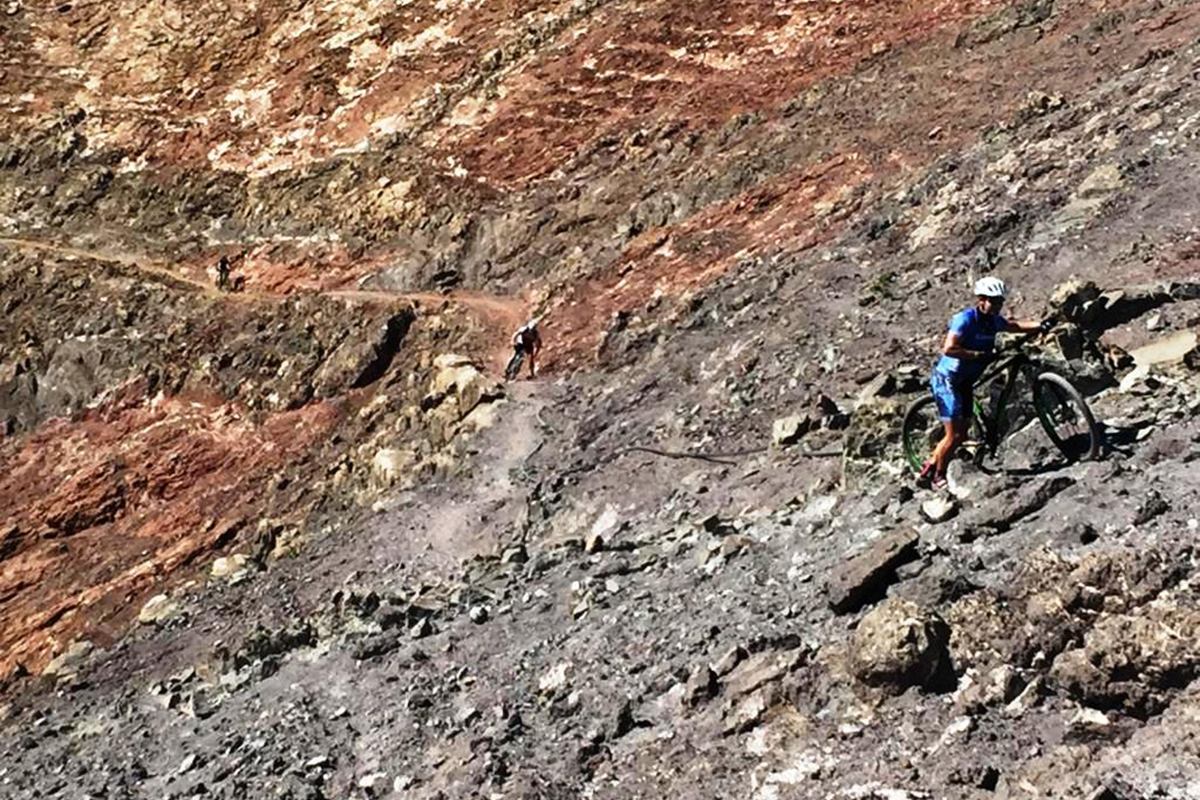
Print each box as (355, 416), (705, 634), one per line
(900, 396), (988, 473)
(505, 350), (524, 381)
(1031, 372), (1101, 461)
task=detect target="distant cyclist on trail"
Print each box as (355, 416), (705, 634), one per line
(507, 318), (542, 380)
(918, 277), (1051, 489)
(215, 254), (231, 290)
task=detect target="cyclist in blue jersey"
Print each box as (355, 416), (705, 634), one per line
(918, 277), (1051, 489)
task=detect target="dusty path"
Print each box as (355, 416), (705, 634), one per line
(0, 236), (526, 335)
(328, 288), (525, 333)
(0, 235), (223, 296)
(365, 380), (550, 571)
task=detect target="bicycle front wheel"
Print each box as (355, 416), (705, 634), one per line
(505, 351), (524, 381)
(1032, 372), (1101, 461)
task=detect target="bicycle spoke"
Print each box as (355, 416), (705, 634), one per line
(1033, 373), (1101, 462)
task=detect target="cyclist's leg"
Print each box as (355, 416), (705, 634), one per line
(932, 418), (970, 478)
(930, 375), (971, 480)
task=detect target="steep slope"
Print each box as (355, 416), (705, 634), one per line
(2, 0), (1200, 797)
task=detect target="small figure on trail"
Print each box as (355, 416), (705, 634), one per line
(215, 254), (231, 291)
(918, 277), (1052, 489)
(506, 318), (543, 380)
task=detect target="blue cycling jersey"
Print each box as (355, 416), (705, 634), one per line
(934, 307), (1007, 385)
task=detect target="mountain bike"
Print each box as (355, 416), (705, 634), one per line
(504, 348), (525, 381)
(901, 338), (1102, 473)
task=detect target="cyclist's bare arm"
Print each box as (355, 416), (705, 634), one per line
(942, 331), (989, 361)
(1001, 318), (1042, 334)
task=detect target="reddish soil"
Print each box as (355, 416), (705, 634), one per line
(1, 4), (1200, 795)
(0, 395), (340, 676)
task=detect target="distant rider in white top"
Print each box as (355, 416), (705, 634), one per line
(510, 319), (543, 379)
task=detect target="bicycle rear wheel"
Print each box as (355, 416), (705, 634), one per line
(1032, 372), (1101, 461)
(901, 396), (988, 473)
(504, 350), (524, 381)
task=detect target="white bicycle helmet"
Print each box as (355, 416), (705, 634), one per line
(974, 276), (1009, 299)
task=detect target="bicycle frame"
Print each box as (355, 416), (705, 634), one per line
(903, 333), (1100, 473)
(968, 345), (1037, 456)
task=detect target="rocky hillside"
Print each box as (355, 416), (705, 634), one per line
(2, 0), (1200, 797)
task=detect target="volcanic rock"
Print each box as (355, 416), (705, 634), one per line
(138, 594), (180, 625)
(772, 414), (814, 447)
(850, 599), (953, 695)
(825, 528), (920, 614)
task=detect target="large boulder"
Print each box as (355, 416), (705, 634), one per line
(1049, 278), (1172, 333)
(371, 448), (410, 489)
(841, 398), (902, 459)
(1129, 330), (1199, 369)
(423, 354), (504, 446)
(850, 598), (953, 694)
(1048, 279), (1102, 321)
(427, 353), (502, 421)
(41, 640), (94, 681)
(313, 309), (414, 397)
(1050, 604), (1200, 717)
(825, 528), (920, 614)
(771, 413), (814, 447)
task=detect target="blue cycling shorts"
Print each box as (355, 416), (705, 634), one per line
(931, 372), (973, 421)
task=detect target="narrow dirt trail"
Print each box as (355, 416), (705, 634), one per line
(327, 288), (525, 332)
(0, 235), (225, 297)
(0, 236), (150, 267)
(0, 236), (527, 336)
